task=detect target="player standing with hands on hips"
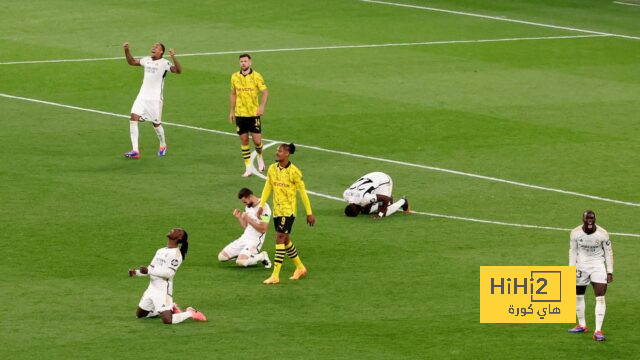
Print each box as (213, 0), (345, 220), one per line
(568, 210), (613, 341)
(123, 42), (182, 159)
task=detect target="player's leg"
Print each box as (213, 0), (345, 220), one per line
(136, 307), (150, 318)
(569, 268), (590, 333)
(151, 101), (167, 156)
(385, 197), (409, 216)
(236, 246), (269, 267)
(275, 217), (306, 280)
(591, 270), (608, 341)
(126, 113), (142, 158)
(236, 118), (252, 176)
(251, 118), (264, 172)
(264, 221), (287, 284)
(219, 238), (244, 262)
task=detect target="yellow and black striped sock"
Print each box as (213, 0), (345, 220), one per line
(241, 144), (251, 167)
(285, 242), (304, 270)
(272, 243), (286, 278)
(255, 142), (263, 156)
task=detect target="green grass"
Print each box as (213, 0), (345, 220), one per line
(1, 0), (639, 358)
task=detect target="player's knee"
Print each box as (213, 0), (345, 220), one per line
(236, 258), (250, 267)
(218, 252), (230, 262)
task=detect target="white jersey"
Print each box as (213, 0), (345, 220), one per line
(569, 225), (613, 273)
(146, 247), (183, 296)
(137, 57), (173, 101)
(243, 201), (271, 240)
(343, 172), (393, 206)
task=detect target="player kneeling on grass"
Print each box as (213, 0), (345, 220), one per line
(128, 228), (206, 324)
(343, 172), (410, 219)
(218, 188), (272, 268)
(567, 210), (613, 341)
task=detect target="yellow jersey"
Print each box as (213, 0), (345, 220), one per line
(230, 69), (267, 117)
(259, 161), (313, 217)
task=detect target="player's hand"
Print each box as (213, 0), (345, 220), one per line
(233, 209), (242, 218)
(169, 48), (176, 56)
(139, 266), (148, 275)
(123, 42), (130, 50)
(128, 269), (136, 277)
(257, 105), (265, 116)
(229, 112), (235, 124)
(607, 273), (613, 283)
(307, 214), (316, 226)
(257, 207), (264, 217)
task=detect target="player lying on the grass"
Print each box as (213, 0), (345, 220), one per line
(218, 187), (272, 268)
(128, 228), (206, 324)
(567, 210), (613, 341)
(123, 42), (182, 159)
(342, 172), (409, 218)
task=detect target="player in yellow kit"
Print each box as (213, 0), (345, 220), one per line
(229, 53), (269, 177)
(257, 143), (315, 284)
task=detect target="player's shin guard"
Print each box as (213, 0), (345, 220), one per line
(385, 199), (406, 217)
(130, 121), (139, 151)
(171, 311), (192, 324)
(595, 296), (606, 331)
(285, 242), (304, 270)
(255, 142), (263, 156)
(154, 125), (166, 147)
(272, 244), (286, 278)
(241, 144), (251, 168)
(576, 295), (586, 327)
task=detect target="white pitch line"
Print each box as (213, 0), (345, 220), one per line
(614, 1), (640, 7)
(248, 144), (640, 238)
(0, 34), (607, 65)
(360, 0), (640, 41)
(2, 91), (640, 209)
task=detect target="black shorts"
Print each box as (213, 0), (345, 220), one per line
(274, 216), (295, 234)
(235, 116), (261, 135)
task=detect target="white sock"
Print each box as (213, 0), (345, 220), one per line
(237, 254), (261, 267)
(595, 296), (606, 331)
(171, 311), (192, 324)
(385, 199), (406, 216)
(129, 121), (139, 151)
(576, 295), (586, 326)
(154, 125), (166, 147)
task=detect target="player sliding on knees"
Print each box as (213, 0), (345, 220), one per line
(123, 42), (182, 159)
(218, 188), (272, 268)
(128, 228), (206, 324)
(568, 210), (613, 341)
(343, 172), (410, 219)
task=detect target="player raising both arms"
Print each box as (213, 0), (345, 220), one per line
(218, 187), (272, 268)
(568, 210), (613, 341)
(128, 228), (206, 324)
(123, 42), (182, 159)
(343, 172), (410, 218)
(229, 54), (269, 177)
(258, 143), (315, 284)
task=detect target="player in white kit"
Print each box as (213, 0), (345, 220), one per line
(123, 42), (182, 159)
(567, 210), (613, 341)
(343, 172), (410, 218)
(129, 228), (207, 324)
(218, 188), (272, 267)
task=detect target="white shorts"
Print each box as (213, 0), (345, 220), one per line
(576, 265), (607, 286)
(372, 178), (393, 197)
(138, 287), (173, 313)
(222, 234), (265, 259)
(131, 97), (163, 124)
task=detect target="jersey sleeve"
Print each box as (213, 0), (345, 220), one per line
(602, 232), (613, 273)
(165, 59), (173, 72)
(230, 74), (236, 91)
(261, 203), (272, 223)
(293, 168), (313, 215)
(256, 73), (267, 91)
(139, 57), (148, 67)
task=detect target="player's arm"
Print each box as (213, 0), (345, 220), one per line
(123, 42), (140, 66)
(233, 209), (248, 229)
(243, 212), (269, 233)
(568, 232), (577, 267)
(374, 194), (393, 217)
(294, 171), (315, 226)
(257, 176), (273, 217)
(168, 48), (182, 74)
(603, 233), (613, 282)
(257, 74), (268, 116)
(144, 258), (181, 280)
(229, 84), (237, 124)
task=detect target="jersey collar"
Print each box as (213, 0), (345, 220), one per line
(240, 68), (253, 76)
(277, 161), (291, 170)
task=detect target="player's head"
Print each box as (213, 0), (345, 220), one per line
(151, 43), (165, 58)
(239, 53), (252, 71)
(582, 210), (596, 233)
(276, 143), (295, 162)
(167, 227), (189, 259)
(344, 203), (362, 217)
(238, 187), (257, 207)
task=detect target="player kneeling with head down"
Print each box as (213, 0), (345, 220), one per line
(218, 188), (272, 268)
(343, 172), (410, 219)
(129, 228), (206, 324)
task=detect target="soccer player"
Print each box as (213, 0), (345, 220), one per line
(343, 172), (410, 218)
(128, 228), (207, 324)
(218, 187), (272, 268)
(123, 42), (182, 159)
(567, 210), (613, 341)
(229, 53), (269, 177)
(257, 143), (315, 284)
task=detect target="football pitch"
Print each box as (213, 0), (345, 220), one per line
(2, 0), (640, 358)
